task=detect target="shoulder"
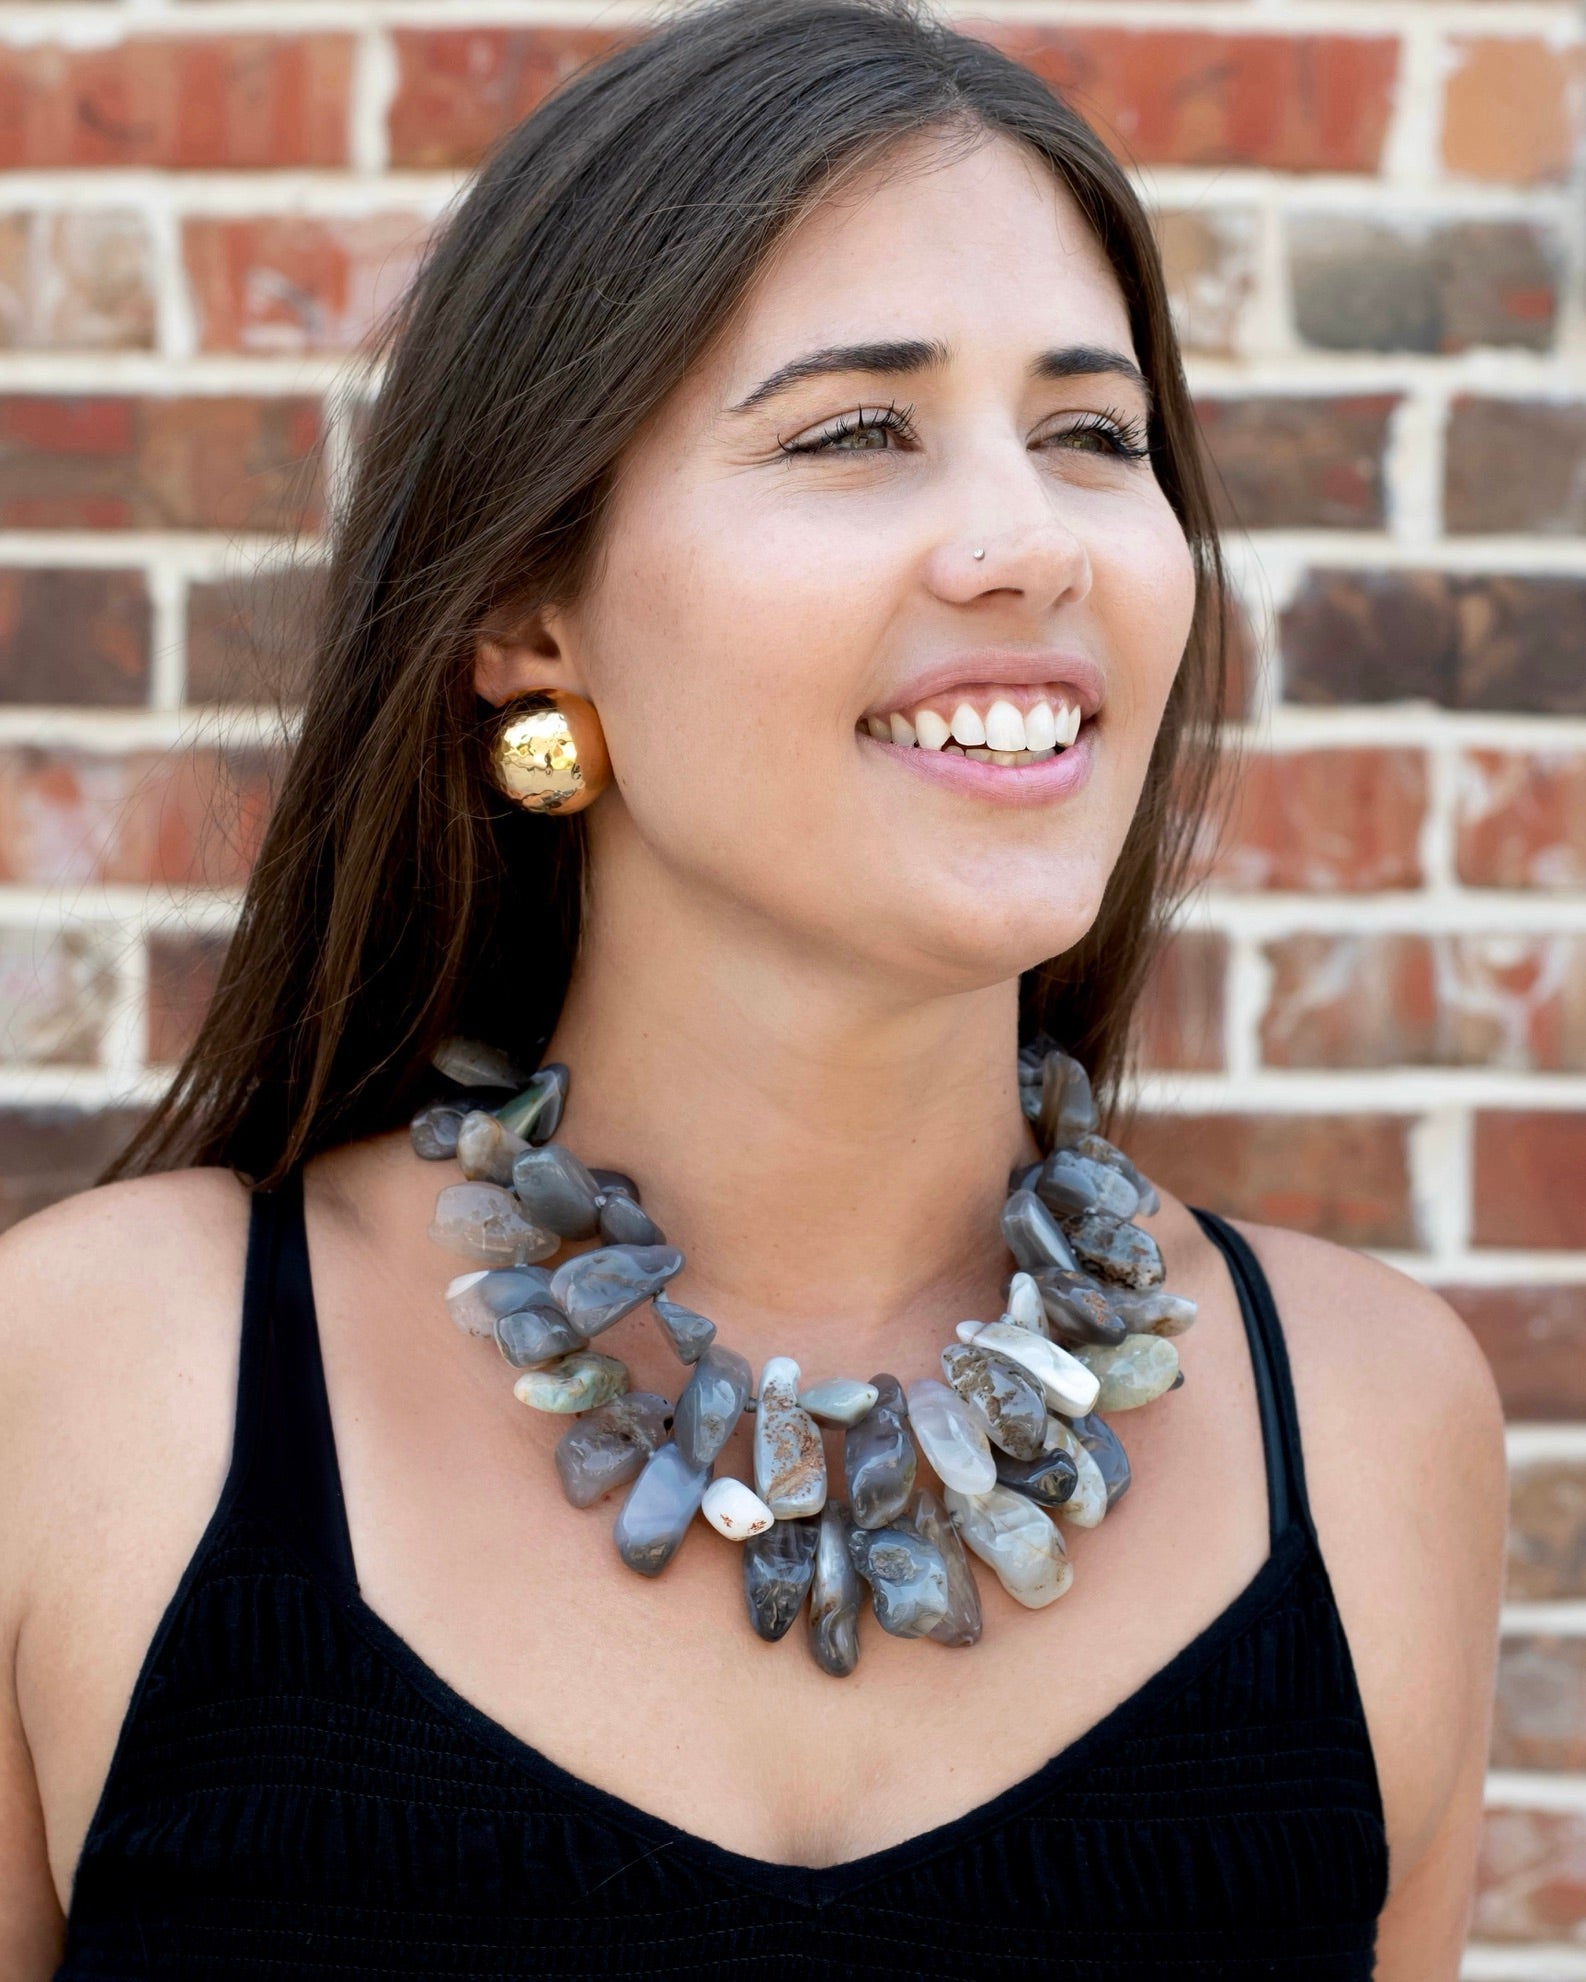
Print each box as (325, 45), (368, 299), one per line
(1228, 1216), (1506, 1890)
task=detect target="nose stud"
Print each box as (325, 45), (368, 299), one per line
(971, 547), (985, 561)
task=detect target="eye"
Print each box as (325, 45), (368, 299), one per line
(777, 402), (917, 458)
(1041, 410), (1151, 461)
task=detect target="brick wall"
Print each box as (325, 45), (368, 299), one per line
(0, 0), (1582, 1958)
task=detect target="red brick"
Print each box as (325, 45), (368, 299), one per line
(1135, 929), (1227, 1072)
(185, 566), (320, 706)
(147, 928), (230, 1067)
(1282, 570), (1586, 715)
(0, 1105), (150, 1232)
(1492, 1637), (1586, 1771)
(1154, 208), (1259, 359)
(388, 29), (629, 169)
(184, 214), (433, 356)
(1474, 1113), (1586, 1249)
(0, 36), (353, 170)
(1446, 397), (1586, 536)
(0, 923), (117, 1066)
(0, 569), (149, 706)
(1200, 749), (1426, 893)
(1260, 932), (1586, 1072)
(1508, 1462), (1586, 1602)
(1443, 1285), (1586, 1421)
(0, 396), (320, 532)
(1443, 38), (1584, 187)
(1121, 1111), (1415, 1247)
(0, 745), (279, 891)
(0, 212), (155, 351)
(1196, 394), (1394, 531)
(1475, 1806), (1586, 1943)
(990, 28), (1398, 173)
(1458, 751), (1586, 891)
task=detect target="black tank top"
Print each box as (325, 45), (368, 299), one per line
(59, 1166), (1389, 1978)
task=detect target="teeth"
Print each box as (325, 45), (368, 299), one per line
(943, 741), (967, 755)
(914, 707), (951, 751)
(984, 699), (1026, 752)
(888, 711), (916, 747)
(949, 701), (986, 747)
(1059, 701), (1082, 746)
(865, 714), (891, 740)
(1023, 700), (1058, 752)
(965, 746), (994, 761)
(988, 749), (1022, 766)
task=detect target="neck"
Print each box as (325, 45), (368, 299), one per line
(539, 859), (1042, 1373)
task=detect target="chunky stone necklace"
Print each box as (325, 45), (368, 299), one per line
(410, 1035), (1193, 1676)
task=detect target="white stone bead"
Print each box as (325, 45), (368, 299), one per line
(797, 1378), (880, 1428)
(1042, 1415), (1108, 1528)
(943, 1483), (1073, 1608)
(754, 1355), (828, 1518)
(954, 1320), (1100, 1416)
(905, 1377), (997, 1494)
(701, 1476), (775, 1541)
(1072, 1333), (1180, 1410)
(1005, 1272), (1048, 1334)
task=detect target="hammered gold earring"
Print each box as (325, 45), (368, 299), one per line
(484, 688), (611, 815)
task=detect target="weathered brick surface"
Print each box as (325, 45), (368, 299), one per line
(185, 215), (434, 357)
(389, 29), (630, 168)
(1195, 395), (1395, 532)
(0, 212), (155, 352)
(1492, 1637), (1586, 1771)
(0, 924), (118, 1066)
(185, 566), (321, 707)
(1444, 1285), (1586, 1421)
(1475, 1807), (1586, 1943)
(147, 928), (230, 1069)
(1281, 570), (1586, 714)
(1260, 932), (1586, 1071)
(1122, 1111), (1415, 1247)
(0, 37), (353, 170)
(0, 397), (321, 533)
(1201, 749), (1426, 893)
(1473, 1113), (1586, 1249)
(0, 569), (149, 707)
(1289, 217), (1560, 354)
(1442, 38), (1584, 185)
(1457, 751), (1586, 890)
(1508, 1462), (1586, 1602)
(1135, 929), (1227, 1072)
(1446, 398), (1586, 535)
(0, 1106), (150, 1233)
(1154, 209), (1259, 358)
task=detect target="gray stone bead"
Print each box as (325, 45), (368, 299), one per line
(743, 1515), (819, 1640)
(994, 1444), (1079, 1508)
(673, 1343), (753, 1468)
(550, 1244), (685, 1336)
(444, 1265), (556, 1337)
(493, 1063), (569, 1145)
(590, 1168), (641, 1200)
(908, 1488), (983, 1647)
(1064, 1411), (1131, 1508)
(650, 1295), (717, 1365)
(430, 1036), (531, 1092)
(512, 1349), (629, 1415)
(1109, 1288), (1198, 1337)
(797, 1378), (879, 1428)
(1001, 1189), (1078, 1275)
(942, 1484), (1073, 1608)
(613, 1440), (709, 1576)
(1072, 1333), (1180, 1410)
(597, 1192), (665, 1246)
(410, 1099), (471, 1161)
(511, 1142), (602, 1239)
(554, 1391), (672, 1508)
(843, 1373), (917, 1531)
(940, 1344), (1048, 1462)
(846, 1524), (950, 1639)
(495, 1303), (586, 1368)
(753, 1356), (828, 1519)
(453, 1110), (530, 1187)
(1031, 1267), (1128, 1349)
(1034, 1147), (1139, 1222)
(1075, 1132), (1158, 1214)
(807, 1501), (862, 1677)
(1042, 1415), (1108, 1528)
(1006, 1160), (1043, 1195)
(1064, 1213), (1166, 1291)
(1037, 1049), (1098, 1152)
(429, 1182), (559, 1267)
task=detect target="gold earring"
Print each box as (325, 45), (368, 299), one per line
(484, 688), (611, 815)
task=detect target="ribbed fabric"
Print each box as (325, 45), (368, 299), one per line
(59, 1167), (1389, 1979)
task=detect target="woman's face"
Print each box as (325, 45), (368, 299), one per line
(537, 131), (1197, 996)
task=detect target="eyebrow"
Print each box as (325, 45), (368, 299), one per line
(726, 338), (1153, 415)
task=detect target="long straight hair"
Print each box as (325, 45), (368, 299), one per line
(101, 0), (1232, 1192)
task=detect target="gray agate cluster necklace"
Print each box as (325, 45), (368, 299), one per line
(410, 1034), (1193, 1676)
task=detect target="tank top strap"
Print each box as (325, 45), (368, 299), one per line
(1187, 1205), (1317, 1554)
(227, 1160), (359, 1590)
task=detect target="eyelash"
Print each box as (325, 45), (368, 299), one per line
(775, 401), (1152, 462)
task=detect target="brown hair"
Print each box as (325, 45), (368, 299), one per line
(101, 0), (1232, 1192)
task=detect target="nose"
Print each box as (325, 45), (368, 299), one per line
(923, 457), (1094, 612)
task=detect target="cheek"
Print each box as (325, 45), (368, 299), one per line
(1093, 499), (1198, 730)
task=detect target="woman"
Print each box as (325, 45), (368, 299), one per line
(0, 2), (1505, 1974)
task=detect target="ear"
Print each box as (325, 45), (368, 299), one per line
(472, 602), (582, 708)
